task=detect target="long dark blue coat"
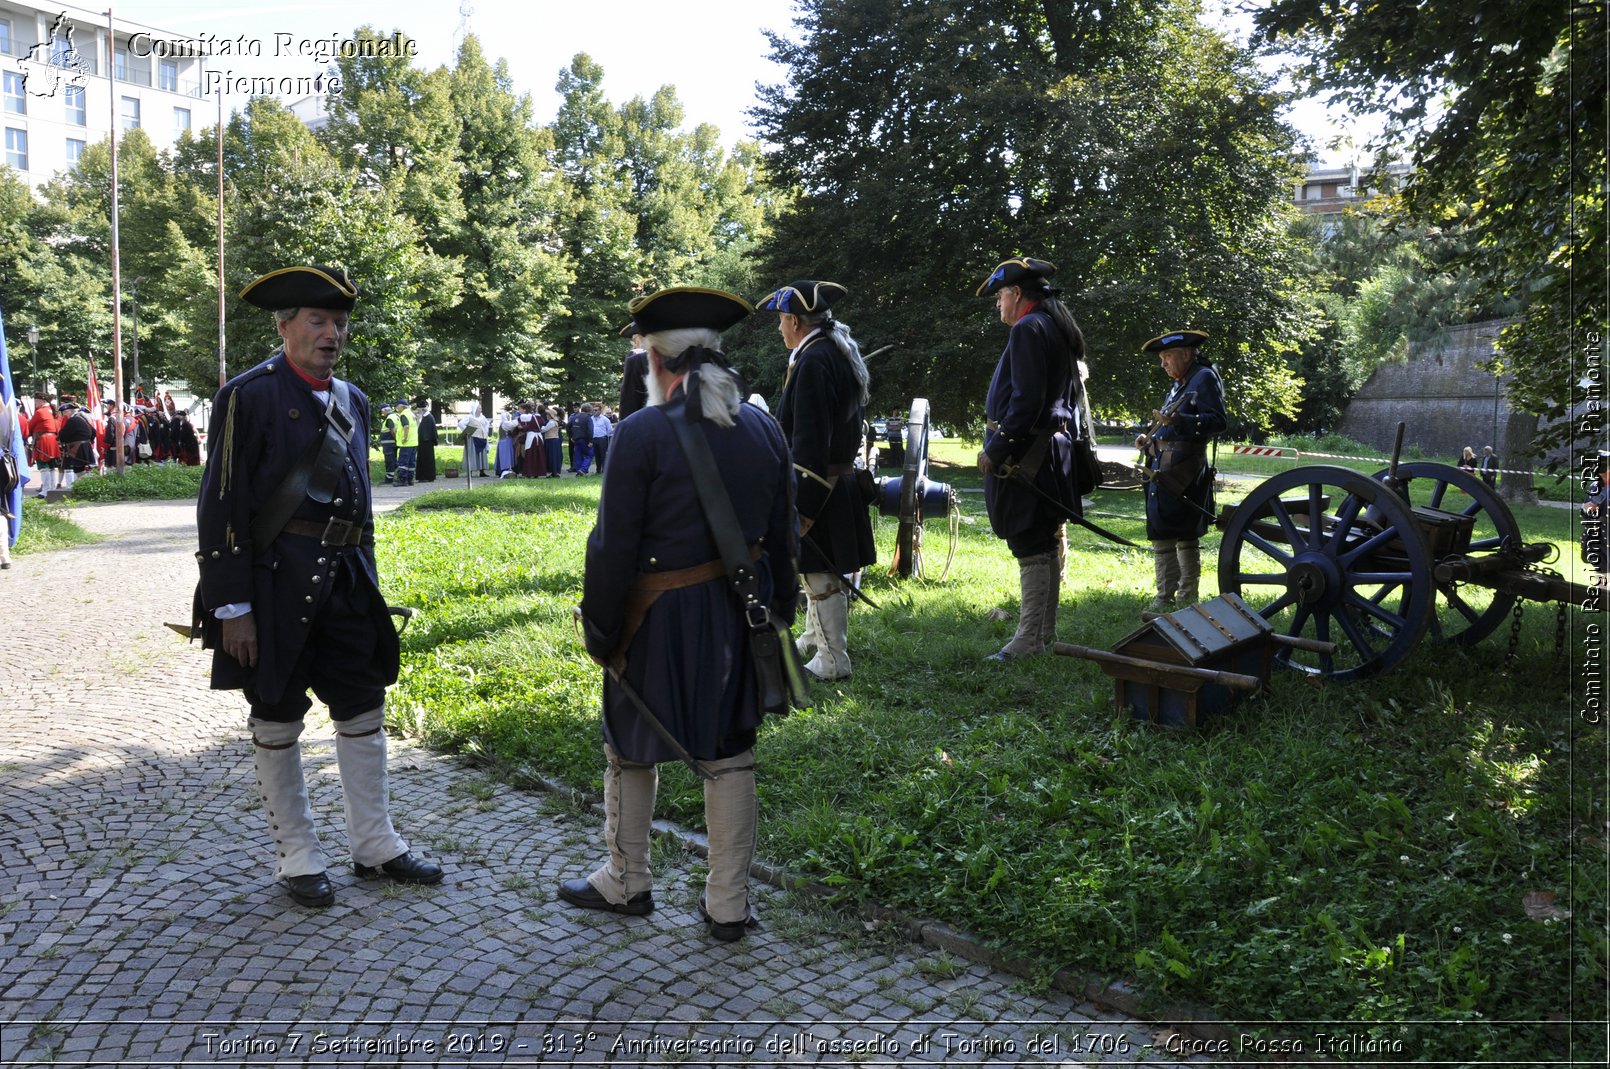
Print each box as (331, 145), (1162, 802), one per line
(982, 307), (1081, 540)
(194, 353), (396, 705)
(1143, 359), (1227, 541)
(776, 331), (876, 575)
(580, 391), (799, 764)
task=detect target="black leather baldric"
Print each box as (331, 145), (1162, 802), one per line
(250, 379), (356, 550)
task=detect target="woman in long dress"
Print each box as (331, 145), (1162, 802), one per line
(519, 402), (548, 478)
(496, 408), (518, 476)
(462, 402), (491, 477)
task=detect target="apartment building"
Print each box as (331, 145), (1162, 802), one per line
(1, 0), (207, 189)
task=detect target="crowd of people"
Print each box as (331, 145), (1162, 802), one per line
(11, 391), (202, 495)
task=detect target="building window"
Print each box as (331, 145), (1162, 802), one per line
(115, 47), (129, 81)
(5, 127), (27, 170)
(159, 60), (177, 92)
(121, 95), (140, 130)
(173, 106), (190, 133)
(0, 18), (11, 58)
(65, 138), (85, 166)
(65, 85), (85, 125)
(3, 71), (24, 115)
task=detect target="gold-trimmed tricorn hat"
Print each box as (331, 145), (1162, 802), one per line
(239, 266), (358, 312)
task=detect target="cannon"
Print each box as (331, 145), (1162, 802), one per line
(873, 397), (958, 580)
(1215, 424), (1595, 681)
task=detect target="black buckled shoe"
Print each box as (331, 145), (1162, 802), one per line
(699, 894), (757, 943)
(354, 852), (444, 884)
(284, 872), (335, 907)
(557, 878), (654, 916)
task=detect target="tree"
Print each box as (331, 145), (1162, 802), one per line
(1282, 208), (1524, 433)
(1253, 0), (1608, 467)
(0, 165), (110, 397)
(319, 28), (466, 259)
(751, 0), (1318, 427)
(434, 36), (570, 408)
(546, 54), (643, 401)
(221, 98), (440, 403)
(544, 55), (780, 401)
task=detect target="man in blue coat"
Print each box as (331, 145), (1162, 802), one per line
(561, 286), (798, 941)
(195, 265), (441, 908)
(1135, 330), (1227, 614)
(761, 279), (876, 680)
(976, 257), (1088, 659)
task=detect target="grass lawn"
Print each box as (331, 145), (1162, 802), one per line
(374, 441), (1602, 1063)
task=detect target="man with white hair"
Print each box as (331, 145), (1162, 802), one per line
(563, 286), (798, 941)
(196, 265), (442, 908)
(759, 279), (875, 680)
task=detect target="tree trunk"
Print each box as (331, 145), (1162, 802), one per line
(1499, 409), (1539, 505)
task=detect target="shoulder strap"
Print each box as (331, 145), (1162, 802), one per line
(250, 380), (357, 547)
(658, 405), (773, 629)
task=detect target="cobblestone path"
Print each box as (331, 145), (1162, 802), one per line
(0, 498), (1210, 1067)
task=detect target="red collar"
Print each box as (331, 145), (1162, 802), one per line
(283, 356), (332, 391)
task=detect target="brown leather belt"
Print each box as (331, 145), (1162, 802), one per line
(615, 545), (762, 669)
(282, 517), (364, 546)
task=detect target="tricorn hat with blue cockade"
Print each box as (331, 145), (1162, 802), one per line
(976, 257), (1056, 297)
(1142, 330), (1209, 353)
(758, 280), (847, 315)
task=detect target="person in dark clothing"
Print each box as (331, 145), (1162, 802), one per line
(414, 398), (438, 482)
(976, 257), (1089, 659)
(567, 403), (594, 474)
(1135, 330), (1227, 615)
(761, 279), (875, 680)
(561, 286), (797, 942)
(195, 265), (442, 908)
(619, 329), (650, 420)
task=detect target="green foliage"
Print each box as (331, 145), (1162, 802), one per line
(65, 464), (203, 502)
(1280, 209), (1524, 435)
(8, 496), (100, 554)
(424, 37), (571, 409)
(223, 98), (444, 404)
(543, 55), (779, 402)
(1253, 0), (1607, 466)
(376, 462), (1597, 1062)
(747, 0), (1319, 427)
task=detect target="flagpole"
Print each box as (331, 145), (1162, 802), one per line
(106, 7), (125, 474)
(217, 89), (226, 388)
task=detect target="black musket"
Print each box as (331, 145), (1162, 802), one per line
(989, 468), (1141, 549)
(800, 530), (882, 609)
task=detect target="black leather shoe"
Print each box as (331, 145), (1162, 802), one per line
(353, 852), (444, 884)
(557, 878), (653, 915)
(699, 894), (756, 942)
(284, 872), (335, 907)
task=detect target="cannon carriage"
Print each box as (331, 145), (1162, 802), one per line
(1215, 425), (1595, 681)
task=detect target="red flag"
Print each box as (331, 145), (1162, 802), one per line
(85, 357), (105, 437)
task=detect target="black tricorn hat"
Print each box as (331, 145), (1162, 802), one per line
(623, 287), (752, 336)
(1142, 330), (1210, 353)
(239, 266), (358, 312)
(758, 280), (847, 315)
(976, 257), (1055, 297)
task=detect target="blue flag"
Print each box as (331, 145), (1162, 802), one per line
(1, 307), (34, 548)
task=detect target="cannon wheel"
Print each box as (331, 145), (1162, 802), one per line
(1371, 461), (1523, 646)
(1219, 465), (1436, 681)
(892, 398), (931, 579)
